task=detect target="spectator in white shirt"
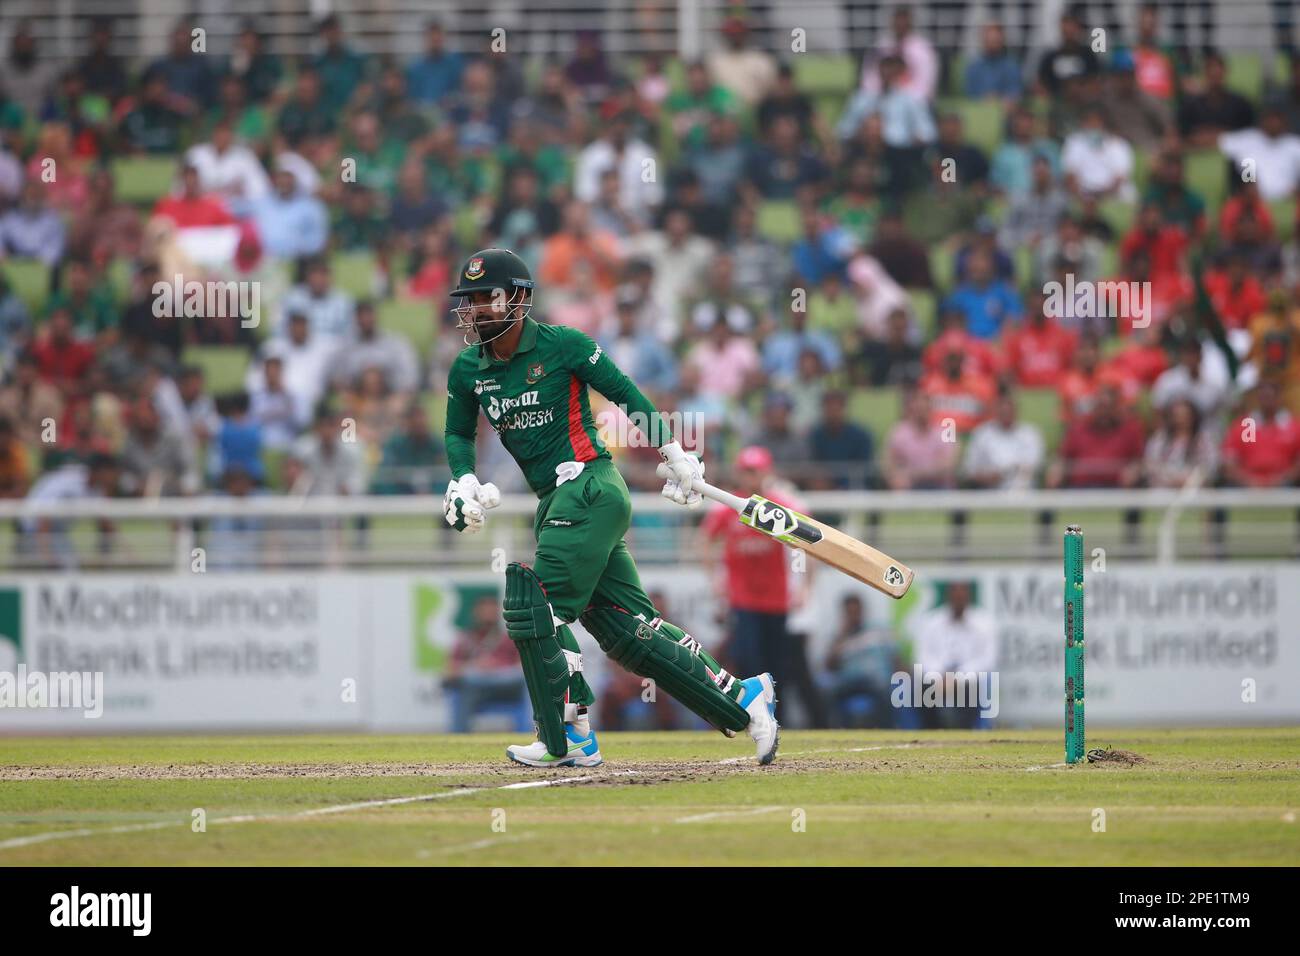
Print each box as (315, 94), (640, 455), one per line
(19, 454), (121, 568)
(962, 393), (1045, 489)
(574, 110), (664, 225)
(1218, 106), (1300, 201)
(290, 407), (369, 496)
(246, 313), (337, 419)
(623, 207), (715, 333)
(279, 256), (355, 341)
(1151, 337), (1231, 423)
(329, 300), (420, 396)
(185, 119), (271, 201)
(249, 355), (309, 450)
(1061, 107), (1135, 201)
(707, 13), (777, 106)
(910, 580), (997, 729)
(858, 6), (939, 101)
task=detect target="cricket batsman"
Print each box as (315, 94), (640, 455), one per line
(442, 248), (779, 767)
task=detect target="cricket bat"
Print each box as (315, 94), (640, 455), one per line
(657, 465), (915, 599)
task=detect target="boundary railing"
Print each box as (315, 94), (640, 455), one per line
(1, 486), (1296, 570)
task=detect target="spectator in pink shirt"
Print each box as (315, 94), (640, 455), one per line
(885, 389), (959, 490)
(683, 312), (761, 400)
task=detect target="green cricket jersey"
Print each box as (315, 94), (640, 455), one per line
(445, 317), (671, 496)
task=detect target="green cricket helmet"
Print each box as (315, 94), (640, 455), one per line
(449, 247), (536, 346)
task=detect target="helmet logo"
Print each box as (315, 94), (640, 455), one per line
(465, 257), (485, 280)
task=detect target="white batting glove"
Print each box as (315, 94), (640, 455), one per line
(444, 477), (488, 533)
(658, 452), (705, 509)
(454, 472), (501, 510)
(659, 441), (703, 502)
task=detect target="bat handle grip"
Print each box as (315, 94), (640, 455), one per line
(654, 463), (748, 513)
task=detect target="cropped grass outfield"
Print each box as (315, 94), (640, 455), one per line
(0, 729), (1296, 866)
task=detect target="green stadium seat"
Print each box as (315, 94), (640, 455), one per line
(1016, 388), (1062, 453)
(0, 258), (51, 313)
(106, 257), (134, 305)
(453, 204), (484, 249)
(1226, 53), (1265, 102)
(846, 386), (902, 444)
(331, 251), (377, 299)
(183, 345), (251, 395)
(793, 55), (856, 95)
(1132, 148), (1151, 193)
(929, 243), (956, 293)
(110, 155), (178, 205)
(756, 200), (803, 244)
(1013, 244), (1035, 287)
(947, 54), (967, 97)
(1268, 197), (1297, 242)
(424, 391), (448, 436)
(908, 289), (937, 339)
(954, 99), (1004, 155)
(1097, 198), (1136, 237)
(378, 298), (436, 358)
(261, 448), (288, 491)
(1184, 150), (1229, 217)
(814, 93), (845, 134)
(1098, 242), (1119, 280)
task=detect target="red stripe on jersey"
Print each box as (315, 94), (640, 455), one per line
(568, 377), (597, 461)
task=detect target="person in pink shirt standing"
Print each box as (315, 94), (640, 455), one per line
(701, 446), (826, 724)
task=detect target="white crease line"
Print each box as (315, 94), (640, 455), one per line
(675, 805), (783, 824)
(0, 741), (969, 850)
(417, 833), (535, 858)
(0, 820), (176, 850)
(0, 771), (642, 852)
(716, 742), (925, 765)
(1024, 763), (1071, 772)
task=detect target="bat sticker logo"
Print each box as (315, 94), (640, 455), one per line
(884, 565), (905, 587)
(752, 502), (797, 537)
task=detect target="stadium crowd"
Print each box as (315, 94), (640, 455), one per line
(1, 3), (1299, 523)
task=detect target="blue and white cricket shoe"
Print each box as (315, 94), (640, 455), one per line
(506, 725), (604, 768)
(738, 673), (779, 765)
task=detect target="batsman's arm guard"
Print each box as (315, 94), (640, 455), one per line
(580, 606), (749, 734)
(502, 563), (571, 758)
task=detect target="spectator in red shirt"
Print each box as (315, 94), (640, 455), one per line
(921, 346), (996, 434)
(1116, 250), (1193, 334)
(29, 307), (96, 394)
(922, 308), (1003, 380)
(1105, 324), (1169, 390)
(701, 445), (804, 689)
(1219, 184), (1275, 244)
(1120, 202), (1189, 280)
(1058, 333), (1106, 419)
(152, 164), (237, 229)
(1048, 381), (1146, 488)
(1221, 382), (1300, 487)
(1003, 295), (1078, 387)
(1203, 252), (1270, 330)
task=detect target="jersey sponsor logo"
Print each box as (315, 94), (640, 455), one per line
(497, 407), (555, 432)
(474, 378), (500, 395)
(588, 344), (603, 365)
(485, 390), (539, 421)
(465, 257), (485, 280)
